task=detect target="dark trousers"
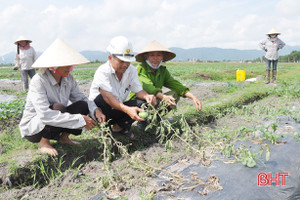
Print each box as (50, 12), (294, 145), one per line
(25, 101), (89, 143)
(266, 59), (278, 70)
(21, 69), (36, 91)
(94, 94), (146, 131)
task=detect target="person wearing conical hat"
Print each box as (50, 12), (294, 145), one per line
(19, 38), (106, 156)
(14, 35), (38, 91)
(259, 28), (285, 84)
(89, 36), (157, 139)
(128, 40), (202, 112)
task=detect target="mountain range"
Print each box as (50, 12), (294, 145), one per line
(2, 45), (300, 64)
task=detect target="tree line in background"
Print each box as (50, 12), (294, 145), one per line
(252, 50), (300, 63)
(1, 51), (300, 67)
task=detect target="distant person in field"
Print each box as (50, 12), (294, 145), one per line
(19, 38), (106, 156)
(128, 40), (202, 112)
(259, 28), (285, 84)
(14, 35), (38, 91)
(89, 36), (157, 139)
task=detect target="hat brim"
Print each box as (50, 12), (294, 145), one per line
(14, 40), (32, 45)
(266, 28), (281, 35)
(135, 40), (176, 62)
(266, 33), (280, 35)
(32, 38), (90, 68)
(116, 55), (135, 62)
(135, 50), (176, 62)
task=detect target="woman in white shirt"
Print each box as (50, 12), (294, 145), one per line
(259, 28), (285, 84)
(19, 38), (105, 156)
(14, 36), (38, 91)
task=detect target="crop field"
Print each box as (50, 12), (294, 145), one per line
(0, 62), (300, 199)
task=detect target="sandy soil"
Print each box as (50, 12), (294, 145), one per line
(0, 79), (219, 102)
(0, 79), (23, 92)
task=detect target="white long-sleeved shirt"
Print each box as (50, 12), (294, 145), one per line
(89, 61), (143, 102)
(19, 69), (98, 137)
(14, 47), (37, 70)
(259, 37), (285, 60)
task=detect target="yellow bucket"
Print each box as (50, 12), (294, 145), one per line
(236, 69), (246, 81)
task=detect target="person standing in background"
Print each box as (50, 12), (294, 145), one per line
(14, 35), (38, 91)
(259, 28), (285, 84)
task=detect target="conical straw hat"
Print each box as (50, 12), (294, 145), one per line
(14, 35), (32, 45)
(32, 38), (90, 68)
(266, 28), (281, 35)
(135, 40), (176, 62)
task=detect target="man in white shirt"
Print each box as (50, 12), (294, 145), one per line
(89, 36), (156, 139)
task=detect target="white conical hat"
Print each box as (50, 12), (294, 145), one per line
(135, 40), (176, 62)
(14, 35), (32, 45)
(266, 28), (281, 35)
(32, 38), (90, 68)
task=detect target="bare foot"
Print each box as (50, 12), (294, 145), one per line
(38, 137), (58, 156)
(111, 124), (123, 132)
(124, 129), (135, 139)
(59, 133), (82, 146)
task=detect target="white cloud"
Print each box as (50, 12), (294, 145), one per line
(0, 4), (30, 54)
(276, 0), (300, 16)
(0, 0), (300, 56)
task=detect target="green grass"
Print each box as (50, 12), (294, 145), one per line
(180, 82), (270, 124)
(1, 61), (299, 83)
(0, 128), (35, 159)
(164, 62), (300, 83)
(0, 99), (25, 120)
(0, 88), (27, 96)
(0, 61), (300, 194)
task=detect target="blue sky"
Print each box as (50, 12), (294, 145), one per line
(1, 0), (299, 55)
